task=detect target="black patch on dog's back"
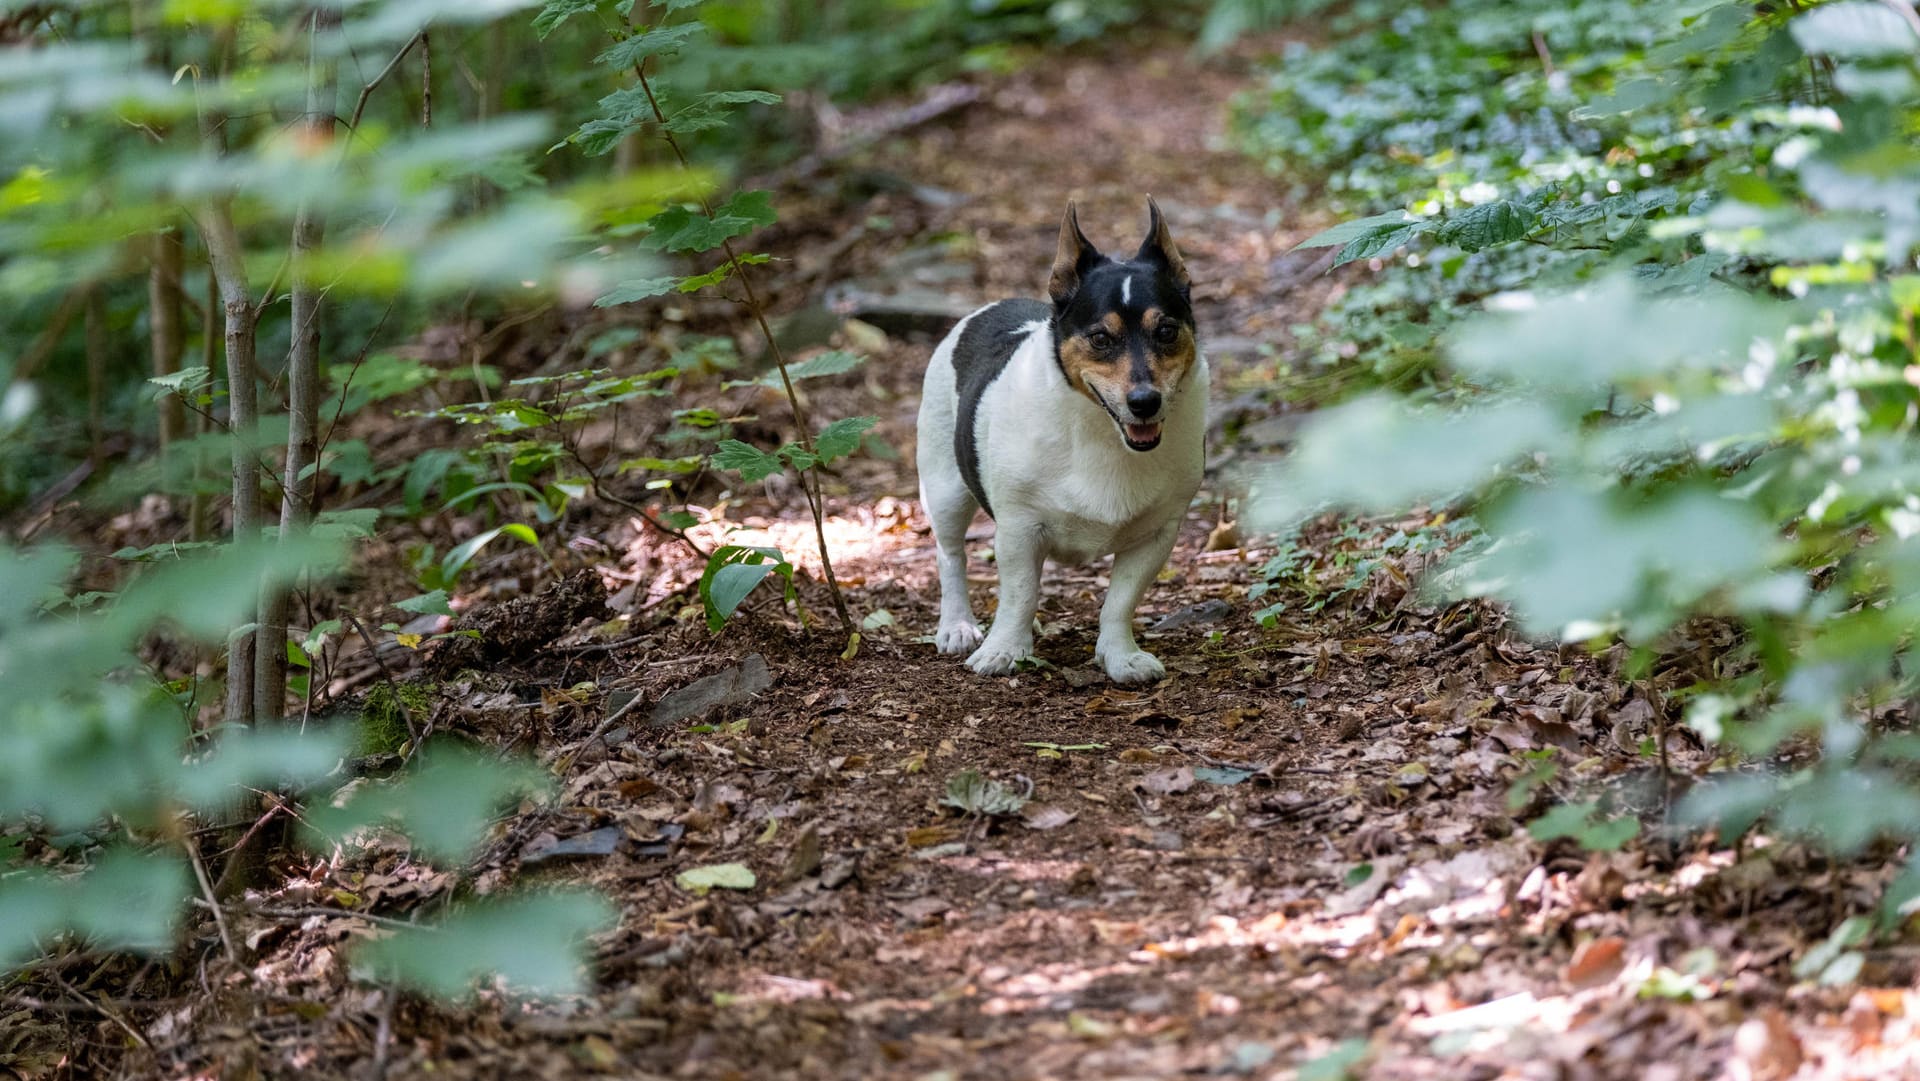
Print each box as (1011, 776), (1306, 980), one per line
(952, 298), (1048, 518)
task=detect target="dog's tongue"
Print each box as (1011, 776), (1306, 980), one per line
(1126, 422), (1162, 445)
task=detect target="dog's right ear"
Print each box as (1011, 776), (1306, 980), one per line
(1048, 201), (1102, 308)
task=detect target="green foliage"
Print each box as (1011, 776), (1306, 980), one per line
(356, 890), (617, 998)
(1792, 915), (1872, 986)
(1528, 800), (1641, 852)
(698, 544), (796, 632)
(1245, 0), (1920, 899)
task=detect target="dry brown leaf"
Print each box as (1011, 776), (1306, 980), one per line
(1731, 1008), (1803, 1081)
(905, 826), (958, 849)
(1021, 804), (1077, 830)
(1138, 767), (1195, 795)
(1563, 936), (1625, 989)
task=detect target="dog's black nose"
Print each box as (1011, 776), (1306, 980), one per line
(1126, 388), (1162, 419)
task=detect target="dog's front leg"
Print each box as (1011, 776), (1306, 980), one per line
(1094, 521), (1179, 684)
(966, 517), (1046, 676)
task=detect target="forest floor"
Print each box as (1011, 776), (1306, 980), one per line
(39, 37), (1920, 1081)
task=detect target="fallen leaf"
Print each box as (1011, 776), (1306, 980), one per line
(1067, 1012), (1116, 1040)
(906, 826), (959, 849)
(1564, 936), (1626, 989)
(1138, 766), (1195, 795)
(1193, 766), (1254, 786)
(675, 862), (756, 894)
(1732, 1008), (1802, 1081)
(1021, 805), (1077, 830)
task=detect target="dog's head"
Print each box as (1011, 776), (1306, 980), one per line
(1047, 197), (1197, 453)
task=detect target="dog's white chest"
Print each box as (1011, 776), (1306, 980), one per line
(976, 331), (1207, 563)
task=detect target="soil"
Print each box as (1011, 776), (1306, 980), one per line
(16, 37), (1918, 1081)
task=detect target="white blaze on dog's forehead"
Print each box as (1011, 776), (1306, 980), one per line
(1121, 274), (1133, 306)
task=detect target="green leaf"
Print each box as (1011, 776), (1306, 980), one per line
(0, 849), (189, 966)
(1435, 200), (1538, 252)
(696, 545), (791, 631)
(307, 746), (549, 864)
(595, 276), (680, 306)
(595, 23), (703, 70)
(711, 439), (784, 482)
(439, 523), (541, 587)
(532, 0), (604, 38)
(664, 90), (783, 134)
(640, 190), (778, 253)
(675, 862), (757, 893)
(358, 891), (616, 998)
(1294, 210), (1423, 251)
(1791, 2), (1920, 60)
(707, 561), (778, 623)
(1528, 801), (1640, 851)
(396, 590), (455, 617)
(1448, 276), (1786, 388)
(1248, 395), (1560, 529)
(814, 415), (879, 463)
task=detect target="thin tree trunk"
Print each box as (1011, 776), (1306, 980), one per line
(84, 285), (107, 470)
(257, 9), (338, 722)
(150, 228), (186, 451)
(197, 197), (259, 725)
(188, 260), (216, 544)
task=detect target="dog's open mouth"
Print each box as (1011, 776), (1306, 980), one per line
(1122, 422), (1162, 451)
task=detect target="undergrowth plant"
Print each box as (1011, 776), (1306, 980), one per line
(1247, 0), (1920, 913)
(538, 0), (881, 639)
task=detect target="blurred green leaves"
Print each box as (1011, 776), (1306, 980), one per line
(357, 891), (616, 997)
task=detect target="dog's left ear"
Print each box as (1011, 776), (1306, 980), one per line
(1135, 196), (1190, 294)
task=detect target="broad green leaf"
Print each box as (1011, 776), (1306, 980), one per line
(595, 276), (680, 306)
(1435, 200), (1537, 251)
(640, 190), (777, 253)
(707, 561), (778, 622)
(308, 746), (549, 864)
(711, 439), (785, 481)
(1528, 801), (1640, 851)
(439, 523), (541, 587)
(358, 891), (616, 998)
(1791, 2), (1919, 59)
(1464, 486), (1776, 638)
(664, 90), (783, 134)
(1448, 276), (1785, 388)
(532, 0), (606, 37)
(1293, 210), (1423, 252)
(396, 590), (455, 616)
(0, 849), (189, 965)
(175, 727), (351, 809)
(1249, 395), (1561, 529)
(814, 415), (879, 462)
(595, 23), (704, 71)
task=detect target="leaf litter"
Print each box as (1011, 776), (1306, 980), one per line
(50, 38), (1920, 1081)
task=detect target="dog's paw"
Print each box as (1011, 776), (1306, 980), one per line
(934, 620), (984, 654)
(1098, 647), (1166, 685)
(966, 639), (1032, 677)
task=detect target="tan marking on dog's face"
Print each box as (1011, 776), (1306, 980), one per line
(1141, 307), (1197, 389)
(1057, 326), (1119, 401)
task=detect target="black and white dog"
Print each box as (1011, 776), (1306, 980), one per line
(916, 198), (1207, 684)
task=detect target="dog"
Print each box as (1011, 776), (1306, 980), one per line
(916, 197), (1208, 684)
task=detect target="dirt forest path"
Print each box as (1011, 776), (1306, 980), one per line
(250, 43), (1871, 1081)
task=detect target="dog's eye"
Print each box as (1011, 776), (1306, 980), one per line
(1152, 322), (1180, 345)
(1087, 330), (1115, 352)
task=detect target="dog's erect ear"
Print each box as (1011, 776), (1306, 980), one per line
(1135, 196), (1190, 293)
(1048, 200), (1102, 307)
